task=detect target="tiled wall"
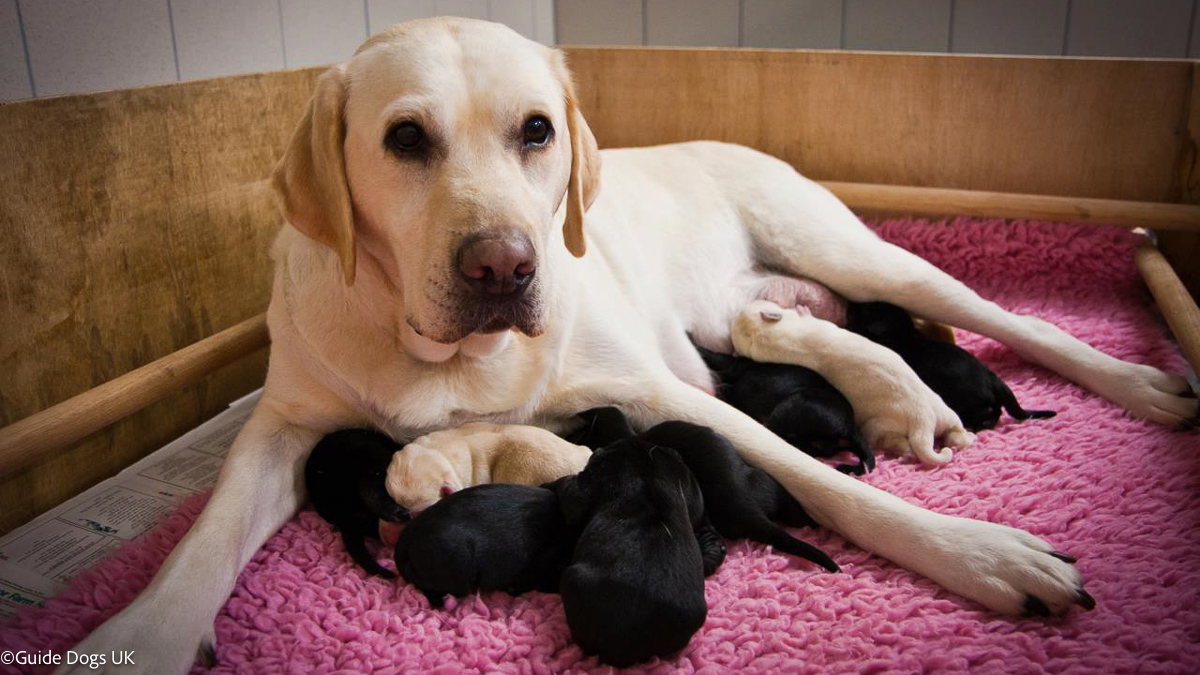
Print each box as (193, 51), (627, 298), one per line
(558, 0), (1200, 57)
(3, 0), (1198, 103)
(0, 0), (554, 101)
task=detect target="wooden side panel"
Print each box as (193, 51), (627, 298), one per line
(0, 68), (321, 533)
(564, 48), (1191, 202)
(1162, 63), (1200, 299)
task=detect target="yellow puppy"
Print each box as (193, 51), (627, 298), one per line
(385, 422), (591, 514)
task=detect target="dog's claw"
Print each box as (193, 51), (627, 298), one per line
(1048, 551), (1077, 564)
(1023, 595), (1052, 617)
(1076, 588), (1096, 610)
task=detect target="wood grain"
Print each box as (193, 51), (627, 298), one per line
(0, 315), (268, 480)
(564, 48), (1191, 202)
(0, 70), (318, 533)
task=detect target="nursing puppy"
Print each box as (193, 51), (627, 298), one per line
(695, 345), (874, 475)
(385, 422), (591, 513)
(394, 483), (576, 607)
(847, 302), (1056, 431)
(572, 407), (838, 571)
(733, 301), (974, 465)
(552, 435), (725, 667)
(304, 429), (410, 578)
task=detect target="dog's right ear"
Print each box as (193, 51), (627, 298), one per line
(271, 65), (356, 285)
(549, 475), (593, 527)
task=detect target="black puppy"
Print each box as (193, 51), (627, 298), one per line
(394, 483), (577, 607)
(551, 430), (726, 667)
(572, 407), (838, 573)
(846, 301), (1056, 431)
(695, 345), (874, 475)
(305, 429), (410, 578)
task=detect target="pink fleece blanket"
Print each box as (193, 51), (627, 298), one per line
(2, 218), (1198, 674)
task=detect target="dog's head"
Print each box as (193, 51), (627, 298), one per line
(272, 18), (600, 346)
(551, 437), (698, 528)
(385, 443), (464, 514)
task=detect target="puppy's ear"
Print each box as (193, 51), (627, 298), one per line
(552, 50), (600, 258)
(271, 65), (356, 285)
(549, 475), (593, 527)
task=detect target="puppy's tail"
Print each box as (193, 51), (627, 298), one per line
(752, 521), (839, 573)
(995, 378), (1056, 422)
(342, 531), (396, 579)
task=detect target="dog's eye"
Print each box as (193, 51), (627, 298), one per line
(386, 122), (426, 154)
(522, 115), (552, 147)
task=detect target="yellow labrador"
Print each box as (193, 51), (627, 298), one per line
(59, 17), (1196, 674)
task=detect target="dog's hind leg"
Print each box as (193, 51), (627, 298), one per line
(54, 397), (324, 675)
(620, 377), (1090, 616)
(731, 158), (1197, 426)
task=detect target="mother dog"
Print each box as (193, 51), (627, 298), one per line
(59, 18), (1196, 674)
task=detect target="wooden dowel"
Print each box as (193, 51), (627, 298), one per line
(1135, 239), (1200, 377)
(0, 314), (269, 479)
(821, 181), (1200, 232)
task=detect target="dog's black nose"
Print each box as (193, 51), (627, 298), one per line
(457, 232), (536, 297)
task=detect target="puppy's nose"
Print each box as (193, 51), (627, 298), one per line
(457, 232), (536, 297)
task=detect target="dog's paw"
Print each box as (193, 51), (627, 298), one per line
(1103, 364), (1197, 428)
(925, 515), (1091, 616)
(52, 602), (211, 675)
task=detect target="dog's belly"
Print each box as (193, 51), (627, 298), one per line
(578, 143), (809, 357)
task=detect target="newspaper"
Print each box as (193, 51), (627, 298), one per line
(0, 390), (261, 620)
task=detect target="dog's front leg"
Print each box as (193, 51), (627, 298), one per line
(624, 379), (1091, 616)
(55, 398), (321, 675)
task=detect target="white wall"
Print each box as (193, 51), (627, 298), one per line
(558, 0), (1200, 57)
(3, 0), (1198, 103)
(0, 0), (554, 101)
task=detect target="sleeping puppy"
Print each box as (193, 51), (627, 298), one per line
(305, 429), (410, 578)
(393, 483), (576, 607)
(694, 345), (874, 475)
(551, 433), (726, 667)
(846, 301), (1056, 431)
(385, 422), (592, 514)
(571, 407), (838, 571)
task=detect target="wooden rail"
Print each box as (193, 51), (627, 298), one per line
(821, 182), (1200, 232)
(0, 315), (269, 479)
(1, 183), (1198, 482)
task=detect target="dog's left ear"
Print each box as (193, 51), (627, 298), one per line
(552, 50), (600, 258)
(271, 64), (357, 285)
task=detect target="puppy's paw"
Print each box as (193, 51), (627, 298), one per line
(924, 516), (1091, 616)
